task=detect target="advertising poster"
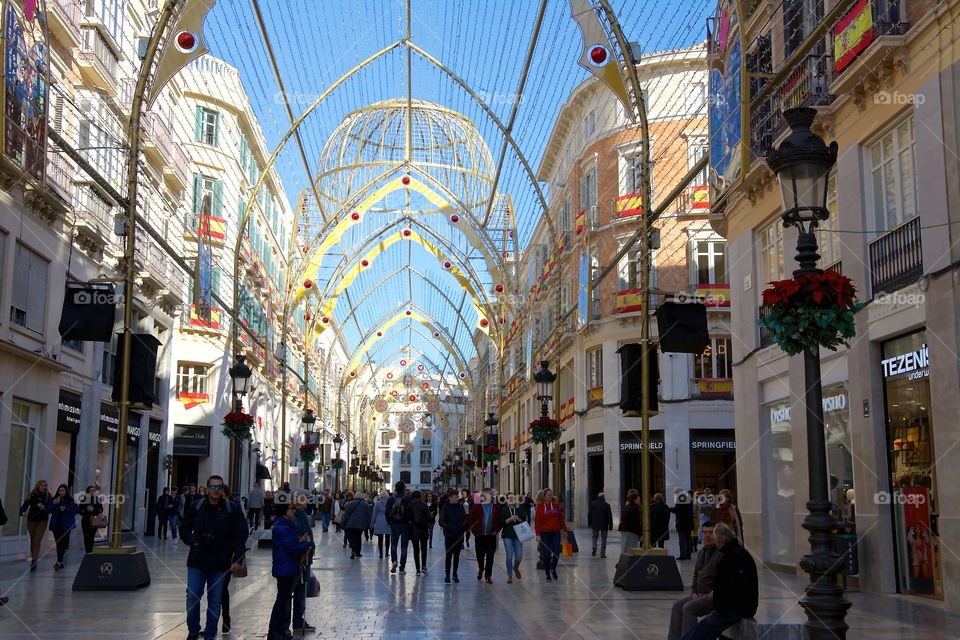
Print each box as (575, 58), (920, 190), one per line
(902, 487), (935, 594)
(707, 3), (741, 205)
(577, 245), (589, 328)
(3, 0), (47, 181)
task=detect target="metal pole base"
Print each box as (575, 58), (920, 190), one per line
(799, 498), (851, 639)
(72, 550), (150, 591)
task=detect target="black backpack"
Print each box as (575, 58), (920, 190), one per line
(391, 498), (406, 522)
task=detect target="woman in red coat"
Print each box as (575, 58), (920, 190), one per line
(534, 488), (567, 581)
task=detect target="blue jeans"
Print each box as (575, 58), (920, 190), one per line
(503, 537), (523, 576)
(540, 531), (562, 575)
(169, 515), (179, 539)
(269, 574), (297, 637)
(186, 567), (227, 640)
(680, 611), (745, 640)
(390, 523), (410, 568)
(319, 512), (330, 532)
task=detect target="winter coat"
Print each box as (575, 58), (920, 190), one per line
(619, 501), (642, 535)
(587, 498), (613, 531)
(343, 498), (372, 531)
(534, 502), (567, 535)
(19, 493), (51, 522)
(318, 495), (333, 514)
(712, 539), (759, 618)
(371, 499), (391, 535)
(712, 502), (744, 541)
(468, 503), (502, 536)
(48, 496), (78, 532)
(651, 501), (671, 543)
(406, 498), (433, 540)
(439, 501), (467, 539)
(671, 500), (695, 533)
(157, 494), (176, 521)
(179, 497), (249, 572)
(78, 494), (103, 528)
(271, 516), (312, 578)
(499, 505), (529, 539)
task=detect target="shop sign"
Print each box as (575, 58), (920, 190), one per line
(127, 411), (142, 444)
(57, 391), (82, 433)
(619, 430), (664, 452)
(881, 344), (929, 380)
(148, 419), (162, 449)
(99, 403), (119, 438)
(690, 438), (736, 452)
(769, 392), (848, 425)
(586, 434), (604, 456)
(173, 425), (210, 457)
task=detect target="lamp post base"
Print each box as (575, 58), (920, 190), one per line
(799, 498), (851, 639)
(72, 549), (150, 591)
(613, 548), (684, 591)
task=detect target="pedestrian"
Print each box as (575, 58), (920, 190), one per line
(668, 521), (720, 640)
(178, 475), (248, 640)
(671, 490), (695, 560)
(317, 489), (333, 533)
(343, 491), (371, 559)
(438, 488), (466, 583)
(248, 480), (265, 531)
(619, 489), (643, 551)
(522, 493), (535, 520)
(406, 490), (432, 575)
(268, 501), (313, 640)
(19, 480), (51, 571)
(460, 489), (473, 548)
(587, 492), (613, 558)
(290, 491), (316, 633)
(387, 481), (411, 574)
(48, 484), (78, 571)
(467, 489), (501, 583)
(424, 491), (438, 549)
(169, 486), (182, 544)
(534, 488), (567, 582)
(652, 493), (671, 549)
(499, 492), (528, 583)
(78, 485), (104, 553)
(371, 490), (391, 558)
(157, 487), (174, 540)
(332, 491), (343, 533)
(711, 489), (743, 542)
(680, 522), (757, 640)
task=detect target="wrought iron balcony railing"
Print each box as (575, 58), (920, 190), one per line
(868, 216), (922, 296)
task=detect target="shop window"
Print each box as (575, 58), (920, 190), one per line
(3, 400), (39, 536)
(10, 243), (48, 335)
(870, 115), (917, 233)
(420, 450), (432, 465)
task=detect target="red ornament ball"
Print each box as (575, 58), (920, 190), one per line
(480, 319), (489, 328)
(433, 332), (440, 338)
(495, 284), (504, 293)
(303, 280), (313, 289)
(376, 331), (382, 337)
(450, 215), (460, 223)
(459, 372), (466, 378)
(176, 31), (197, 52)
(321, 316), (329, 324)
(304, 313), (311, 321)
(361, 259), (369, 267)
(400, 359), (407, 366)
(443, 261), (452, 269)
(350, 212), (360, 221)
(409, 394), (416, 402)
(349, 371), (356, 377)
(405, 310), (412, 316)
(589, 45), (608, 65)
(403, 229), (412, 237)
(402, 176), (411, 185)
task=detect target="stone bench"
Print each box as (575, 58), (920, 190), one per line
(720, 618), (807, 640)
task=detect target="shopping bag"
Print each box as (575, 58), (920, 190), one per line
(561, 542), (573, 557)
(567, 530), (579, 553)
(231, 558), (248, 578)
(514, 521), (535, 544)
(306, 572), (321, 597)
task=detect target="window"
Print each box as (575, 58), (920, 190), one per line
(759, 219), (785, 285)
(10, 244), (48, 334)
(870, 115), (917, 232)
(580, 166), (597, 227)
(176, 362), (209, 399)
(420, 450), (432, 465)
(561, 198), (572, 237)
(420, 471), (432, 485)
(400, 451), (412, 465)
(399, 432), (410, 445)
(590, 254), (601, 320)
(101, 331), (117, 385)
(399, 471), (411, 484)
(624, 154), (643, 196)
(692, 239), (727, 284)
(191, 174), (223, 232)
(421, 432), (431, 446)
(617, 240), (641, 291)
(587, 347), (603, 390)
(381, 432), (390, 446)
(583, 109), (597, 141)
(688, 136), (709, 187)
(84, 0), (124, 42)
(196, 107), (220, 146)
(818, 170), (842, 268)
(695, 337), (733, 379)
(381, 450), (390, 465)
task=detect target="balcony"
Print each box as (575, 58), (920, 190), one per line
(180, 303), (223, 334)
(74, 189), (113, 254)
(694, 282), (730, 308)
(162, 265), (187, 307)
(163, 144), (190, 191)
(615, 288), (643, 314)
(78, 27), (119, 94)
(868, 217), (922, 296)
(117, 77), (135, 118)
(141, 112), (174, 168)
(47, 0), (82, 48)
(184, 213), (226, 246)
(693, 378), (733, 400)
(45, 153), (74, 205)
(679, 184), (709, 213)
(830, 0), (909, 96)
(758, 305), (774, 348)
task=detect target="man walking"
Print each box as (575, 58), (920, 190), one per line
(387, 481), (411, 574)
(587, 492), (613, 558)
(668, 521), (720, 640)
(467, 489), (501, 583)
(179, 475), (249, 640)
(680, 522), (758, 640)
(247, 480), (265, 531)
(317, 489), (333, 533)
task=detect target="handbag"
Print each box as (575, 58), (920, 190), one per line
(306, 571), (321, 598)
(514, 521), (535, 544)
(567, 530), (579, 553)
(90, 514), (107, 529)
(232, 558), (248, 578)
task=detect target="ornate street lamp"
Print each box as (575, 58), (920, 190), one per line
(333, 432), (343, 492)
(484, 412), (499, 489)
(533, 360), (556, 489)
(766, 107), (849, 640)
(463, 434), (475, 493)
(301, 409), (316, 490)
(228, 355), (253, 489)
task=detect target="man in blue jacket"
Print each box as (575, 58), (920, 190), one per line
(179, 475), (248, 640)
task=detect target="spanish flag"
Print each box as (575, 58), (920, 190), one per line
(575, 209), (587, 235)
(834, 0), (873, 73)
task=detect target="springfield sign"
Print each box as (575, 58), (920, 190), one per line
(881, 344), (929, 380)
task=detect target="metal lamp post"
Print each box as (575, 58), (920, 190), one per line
(533, 360), (556, 490)
(484, 412), (499, 490)
(333, 432), (343, 493)
(228, 355), (252, 491)
(301, 409), (316, 490)
(766, 107), (849, 640)
(463, 435), (475, 493)
(350, 445), (359, 491)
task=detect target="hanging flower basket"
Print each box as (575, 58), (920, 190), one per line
(462, 459), (477, 472)
(482, 445), (501, 463)
(348, 465), (359, 475)
(759, 270), (865, 356)
(530, 418), (561, 445)
(299, 443), (318, 463)
(358, 468), (370, 478)
(221, 412), (254, 440)
(330, 458), (345, 470)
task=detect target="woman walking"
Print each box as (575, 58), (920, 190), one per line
(78, 485), (103, 553)
(651, 493), (671, 549)
(268, 502), (313, 640)
(49, 484), (78, 570)
(439, 488), (466, 583)
(500, 492), (528, 584)
(371, 490), (391, 559)
(332, 491), (344, 533)
(460, 489), (473, 549)
(156, 487), (174, 540)
(406, 491), (432, 576)
(425, 492), (438, 549)
(19, 480), (51, 571)
(342, 492), (371, 559)
(534, 488), (567, 582)
(620, 489), (643, 551)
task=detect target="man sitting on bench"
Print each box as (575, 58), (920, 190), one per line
(668, 521), (720, 639)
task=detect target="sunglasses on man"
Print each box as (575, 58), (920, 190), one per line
(208, 484), (224, 491)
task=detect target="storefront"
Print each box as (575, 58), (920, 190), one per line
(689, 429), (736, 494)
(121, 411), (143, 531)
(880, 331), (941, 597)
(586, 434), (604, 503)
(619, 430), (665, 503)
(97, 403), (119, 542)
(172, 424), (210, 488)
(761, 401), (796, 567)
(54, 391), (82, 491)
(144, 419), (162, 536)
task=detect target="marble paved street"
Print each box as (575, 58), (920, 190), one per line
(1, 526), (959, 639)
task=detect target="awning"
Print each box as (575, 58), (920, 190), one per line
(256, 463), (272, 480)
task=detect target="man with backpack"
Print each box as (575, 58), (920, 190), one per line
(386, 481), (411, 574)
(179, 475), (249, 640)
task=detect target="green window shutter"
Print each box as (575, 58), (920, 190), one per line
(240, 137), (247, 167)
(212, 180), (223, 218)
(192, 174), (202, 213)
(194, 106), (202, 142)
(211, 267), (221, 298)
(213, 112), (220, 147)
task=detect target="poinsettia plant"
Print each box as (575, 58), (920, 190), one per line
(348, 465), (359, 475)
(330, 457), (345, 470)
(759, 270), (865, 356)
(530, 417), (561, 445)
(299, 443), (318, 463)
(482, 445), (501, 463)
(462, 459), (477, 471)
(221, 411), (254, 440)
